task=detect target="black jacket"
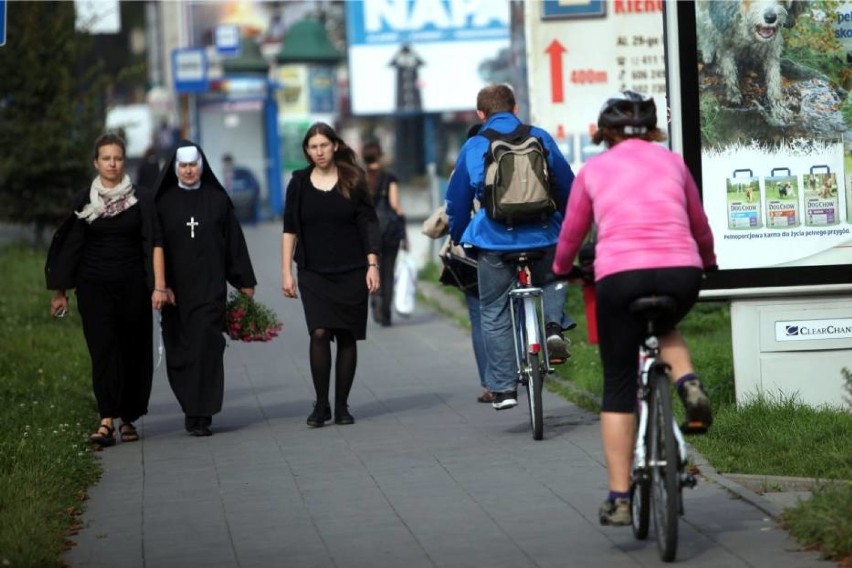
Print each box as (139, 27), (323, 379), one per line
(44, 185), (155, 291)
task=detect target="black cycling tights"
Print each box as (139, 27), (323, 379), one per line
(309, 328), (357, 408)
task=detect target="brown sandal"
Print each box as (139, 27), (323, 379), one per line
(119, 422), (139, 442)
(90, 423), (116, 447)
(477, 390), (495, 403)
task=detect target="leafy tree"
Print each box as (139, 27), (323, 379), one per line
(0, 1), (106, 245)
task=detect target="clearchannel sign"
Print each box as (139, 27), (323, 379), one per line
(775, 318), (852, 341)
(345, 0), (509, 115)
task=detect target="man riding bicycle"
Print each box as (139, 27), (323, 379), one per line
(446, 84), (576, 411)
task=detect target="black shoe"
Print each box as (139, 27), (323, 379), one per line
(189, 425), (213, 437)
(307, 403), (332, 427)
(491, 390), (518, 410)
(188, 415), (213, 436)
(334, 406), (355, 425)
(184, 415), (199, 433)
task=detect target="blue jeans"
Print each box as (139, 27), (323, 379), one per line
(477, 247), (573, 394)
(465, 293), (487, 388)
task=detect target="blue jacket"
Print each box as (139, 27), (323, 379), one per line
(445, 112), (574, 252)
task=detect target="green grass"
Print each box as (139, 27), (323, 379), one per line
(690, 393), (852, 478)
(419, 262), (852, 560)
(0, 246), (101, 567)
(781, 482), (852, 562)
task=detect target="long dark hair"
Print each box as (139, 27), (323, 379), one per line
(302, 122), (365, 199)
(361, 140), (384, 199)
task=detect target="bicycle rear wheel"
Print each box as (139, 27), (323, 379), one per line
(526, 352), (544, 440)
(649, 368), (679, 562)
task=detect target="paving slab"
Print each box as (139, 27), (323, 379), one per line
(65, 220), (828, 568)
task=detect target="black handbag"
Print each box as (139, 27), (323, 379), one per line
(439, 249), (479, 297)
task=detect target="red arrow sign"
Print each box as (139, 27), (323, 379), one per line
(545, 39), (567, 103)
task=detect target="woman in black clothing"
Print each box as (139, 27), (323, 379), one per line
(281, 122), (381, 427)
(45, 133), (155, 447)
(362, 140), (407, 327)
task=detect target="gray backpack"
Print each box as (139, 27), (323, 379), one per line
(481, 124), (556, 226)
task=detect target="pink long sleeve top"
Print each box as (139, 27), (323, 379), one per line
(552, 139), (716, 281)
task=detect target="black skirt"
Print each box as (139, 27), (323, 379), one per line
(298, 268), (369, 340)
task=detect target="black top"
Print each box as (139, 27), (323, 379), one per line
(282, 167), (381, 270)
(300, 181), (372, 273)
(78, 204), (144, 281)
(45, 185), (155, 291)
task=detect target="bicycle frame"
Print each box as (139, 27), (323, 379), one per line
(508, 264), (551, 376)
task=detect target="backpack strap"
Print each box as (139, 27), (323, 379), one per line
(481, 124), (532, 143)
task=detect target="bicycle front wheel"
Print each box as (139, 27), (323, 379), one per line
(526, 352), (544, 440)
(649, 367), (679, 562)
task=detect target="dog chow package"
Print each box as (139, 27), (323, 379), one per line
(763, 167), (799, 228)
(803, 166), (839, 226)
(726, 169), (762, 230)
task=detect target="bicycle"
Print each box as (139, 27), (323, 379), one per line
(504, 250), (553, 441)
(628, 295), (698, 562)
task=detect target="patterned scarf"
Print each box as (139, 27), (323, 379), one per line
(75, 174), (137, 223)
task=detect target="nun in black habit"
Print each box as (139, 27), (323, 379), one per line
(151, 141), (257, 436)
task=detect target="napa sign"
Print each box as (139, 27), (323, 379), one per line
(348, 0), (508, 44)
(346, 0), (510, 114)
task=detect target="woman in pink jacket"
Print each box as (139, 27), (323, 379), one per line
(552, 91), (717, 527)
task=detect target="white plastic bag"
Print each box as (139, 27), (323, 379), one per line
(394, 252), (417, 316)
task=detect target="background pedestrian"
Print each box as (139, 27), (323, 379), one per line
(362, 139), (406, 327)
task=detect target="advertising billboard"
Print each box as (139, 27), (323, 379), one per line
(525, 0), (667, 170)
(345, 0), (510, 115)
(667, 0), (852, 294)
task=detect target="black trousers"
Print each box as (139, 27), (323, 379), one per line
(595, 267), (702, 413)
(76, 277), (153, 423)
(373, 240), (401, 325)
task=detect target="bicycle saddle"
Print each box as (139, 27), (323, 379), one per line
(629, 295), (677, 320)
(501, 250), (546, 264)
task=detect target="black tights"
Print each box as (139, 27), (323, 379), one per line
(309, 328), (357, 409)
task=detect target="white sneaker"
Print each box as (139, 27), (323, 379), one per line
(491, 391), (518, 410)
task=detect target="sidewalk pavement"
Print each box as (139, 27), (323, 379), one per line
(65, 221), (826, 568)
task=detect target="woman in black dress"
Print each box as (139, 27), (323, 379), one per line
(281, 122), (381, 427)
(45, 133), (155, 447)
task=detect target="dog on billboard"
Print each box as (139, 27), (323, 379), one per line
(697, 1), (806, 123)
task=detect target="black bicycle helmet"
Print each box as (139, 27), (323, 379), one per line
(597, 90), (657, 133)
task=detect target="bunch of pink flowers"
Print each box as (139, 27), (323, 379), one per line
(225, 291), (283, 342)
